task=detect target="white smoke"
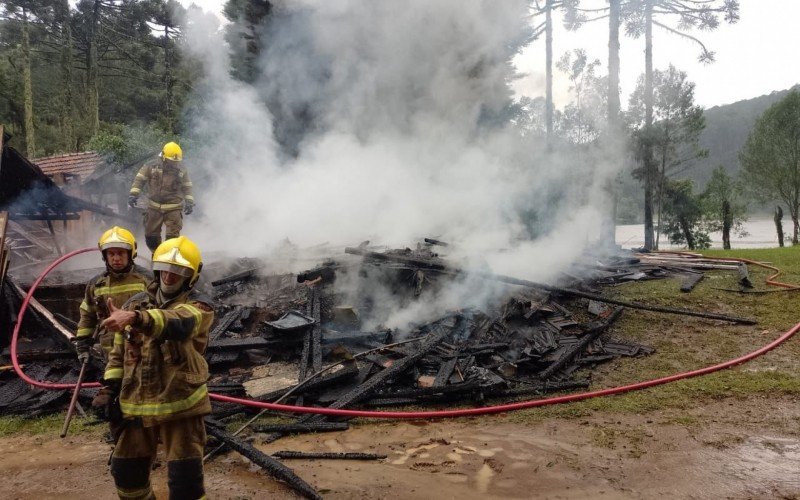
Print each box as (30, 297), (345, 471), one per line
(180, 1), (623, 328)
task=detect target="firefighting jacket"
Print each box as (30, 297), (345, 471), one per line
(103, 283), (214, 425)
(75, 268), (150, 355)
(129, 161), (195, 212)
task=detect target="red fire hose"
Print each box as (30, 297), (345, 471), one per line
(9, 247), (800, 419)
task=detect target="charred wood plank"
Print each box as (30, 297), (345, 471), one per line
(208, 336), (271, 352)
(433, 358), (457, 387)
(680, 273), (704, 293)
(255, 362), (359, 402)
(483, 379), (591, 398)
(344, 248), (757, 325)
(310, 289), (322, 372)
(205, 420), (321, 500)
(211, 267), (263, 287)
(374, 380), (479, 399)
(210, 306), (246, 341)
(423, 237), (449, 247)
(252, 422), (350, 434)
(272, 451), (386, 460)
(738, 262), (754, 289)
(539, 308), (624, 379)
(296, 262), (338, 284)
(320, 321), (455, 411)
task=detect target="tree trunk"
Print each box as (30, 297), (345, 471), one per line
(774, 205), (784, 247)
(722, 200), (731, 250)
(59, 0), (74, 151)
(599, 0), (622, 248)
(21, 10), (36, 158)
(654, 121), (673, 250)
(86, 0), (101, 138)
(545, 0), (554, 150)
(642, 0), (655, 250)
(680, 216), (695, 250)
(163, 25), (174, 133)
(607, 0), (621, 131)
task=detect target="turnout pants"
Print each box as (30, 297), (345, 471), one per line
(143, 208), (183, 252)
(111, 416), (206, 500)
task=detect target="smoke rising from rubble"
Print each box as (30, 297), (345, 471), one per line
(182, 1), (623, 329)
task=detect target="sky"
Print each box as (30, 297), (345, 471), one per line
(181, 0), (799, 110)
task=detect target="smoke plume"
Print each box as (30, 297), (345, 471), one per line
(180, 1), (623, 328)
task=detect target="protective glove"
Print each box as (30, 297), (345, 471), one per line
(184, 202), (194, 215)
(91, 382), (121, 422)
(128, 196), (138, 209)
(75, 337), (91, 364)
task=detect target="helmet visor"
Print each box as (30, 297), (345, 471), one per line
(152, 261), (194, 278)
(100, 242), (133, 252)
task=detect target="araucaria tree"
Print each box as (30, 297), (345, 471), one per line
(740, 90), (800, 244)
(623, 0), (739, 249)
(628, 65), (707, 249)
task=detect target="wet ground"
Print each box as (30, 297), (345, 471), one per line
(1, 396), (798, 499)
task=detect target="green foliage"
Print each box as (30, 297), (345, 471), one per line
(223, 0), (272, 83)
(622, 0), (740, 63)
(555, 49), (606, 144)
(87, 123), (170, 164)
(739, 90), (800, 242)
(628, 65), (708, 179)
(660, 178), (710, 249)
(701, 166), (748, 241)
(0, 0), (199, 156)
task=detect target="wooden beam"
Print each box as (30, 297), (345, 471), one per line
(7, 220), (55, 253)
(8, 278), (75, 342)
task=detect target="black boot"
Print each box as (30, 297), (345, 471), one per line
(145, 236), (161, 253)
(167, 457), (206, 500)
(110, 457), (154, 500)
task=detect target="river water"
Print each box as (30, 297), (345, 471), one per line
(615, 217), (790, 250)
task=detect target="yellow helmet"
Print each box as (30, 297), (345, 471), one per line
(152, 236), (202, 288)
(98, 226), (137, 260)
(160, 141), (183, 162)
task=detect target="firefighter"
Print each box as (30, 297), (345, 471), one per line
(94, 236), (214, 500)
(128, 141), (195, 254)
(75, 227), (149, 364)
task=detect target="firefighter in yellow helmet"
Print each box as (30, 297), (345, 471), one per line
(74, 227), (149, 364)
(94, 236), (214, 500)
(128, 142), (196, 253)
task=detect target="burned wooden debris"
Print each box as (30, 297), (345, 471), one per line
(205, 419), (322, 500)
(0, 238), (762, 495)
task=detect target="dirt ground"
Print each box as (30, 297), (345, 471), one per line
(1, 395), (798, 499)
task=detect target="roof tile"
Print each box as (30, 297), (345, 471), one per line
(33, 151), (105, 180)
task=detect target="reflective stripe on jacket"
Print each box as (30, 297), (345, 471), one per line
(129, 162), (194, 210)
(76, 269), (150, 354)
(104, 283), (214, 426)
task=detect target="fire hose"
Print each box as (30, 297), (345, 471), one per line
(9, 247), (800, 419)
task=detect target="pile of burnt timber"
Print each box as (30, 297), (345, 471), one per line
(0, 239), (760, 497)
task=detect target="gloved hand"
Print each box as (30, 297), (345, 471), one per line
(92, 383), (121, 422)
(128, 196), (138, 209)
(184, 202), (194, 215)
(75, 338), (91, 364)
